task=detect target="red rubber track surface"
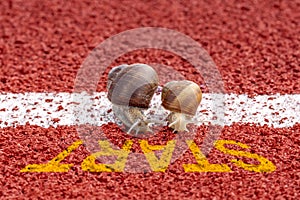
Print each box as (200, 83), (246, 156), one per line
(0, 0), (299, 199)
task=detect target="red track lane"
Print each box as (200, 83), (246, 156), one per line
(0, 0), (299, 199)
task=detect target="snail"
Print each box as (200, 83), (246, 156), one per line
(107, 63), (159, 134)
(161, 80), (202, 132)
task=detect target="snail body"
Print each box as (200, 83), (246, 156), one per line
(112, 105), (152, 133)
(107, 63), (159, 134)
(161, 80), (202, 132)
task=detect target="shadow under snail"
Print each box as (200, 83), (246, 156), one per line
(107, 63), (159, 134)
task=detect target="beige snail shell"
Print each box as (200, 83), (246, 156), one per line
(161, 80), (202, 132)
(107, 63), (159, 134)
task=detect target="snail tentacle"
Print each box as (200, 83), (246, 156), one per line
(168, 113), (191, 132)
(112, 105), (150, 133)
(127, 119), (141, 134)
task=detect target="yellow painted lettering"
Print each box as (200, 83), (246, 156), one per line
(81, 140), (132, 172)
(140, 140), (176, 172)
(20, 140), (82, 172)
(214, 140), (276, 173)
(183, 140), (231, 172)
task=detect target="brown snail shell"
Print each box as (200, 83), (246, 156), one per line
(161, 80), (202, 116)
(107, 64), (159, 109)
(107, 64), (159, 134)
(107, 64), (126, 92)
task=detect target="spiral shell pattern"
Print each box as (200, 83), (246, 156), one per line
(161, 80), (202, 115)
(107, 64), (159, 109)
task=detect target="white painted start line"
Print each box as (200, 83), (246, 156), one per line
(0, 92), (299, 128)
